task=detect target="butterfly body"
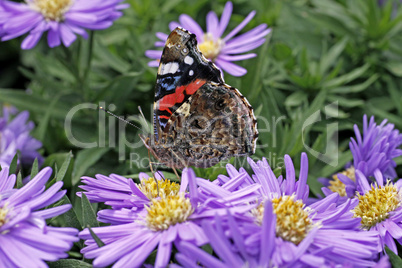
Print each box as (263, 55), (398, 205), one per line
(141, 27), (258, 169)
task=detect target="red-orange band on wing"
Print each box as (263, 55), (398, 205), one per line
(158, 79), (206, 112)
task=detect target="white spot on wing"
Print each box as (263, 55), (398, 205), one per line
(169, 62), (179, 74)
(184, 56), (194, 65)
(159, 62), (180, 75)
(189, 70), (194, 76)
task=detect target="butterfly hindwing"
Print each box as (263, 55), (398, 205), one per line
(156, 81), (258, 168)
(153, 27), (223, 141)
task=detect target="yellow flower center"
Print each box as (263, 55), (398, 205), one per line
(0, 204), (10, 228)
(253, 196), (315, 245)
(352, 181), (401, 230)
(145, 195), (193, 231)
(137, 177), (180, 200)
(198, 33), (224, 61)
(328, 166), (356, 197)
(28, 0), (73, 22)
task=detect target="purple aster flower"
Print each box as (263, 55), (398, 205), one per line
(79, 168), (256, 267)
(174, 213), (262, 267)
(352, 168), (402, 254)
(145, 1), (271, 76)
(0, 166), (78, 267)
(320, 115), (402, 201)
(0, 106), (43, 168)
(194, 153), (381, 266)
(0, 0), (129, 49)
(78, 171), (182, 224)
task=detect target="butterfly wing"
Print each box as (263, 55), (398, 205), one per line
(153, 27), (223, 141)
(157, 81), (258, 168)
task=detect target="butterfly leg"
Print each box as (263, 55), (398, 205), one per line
(172, 168), (180, 181)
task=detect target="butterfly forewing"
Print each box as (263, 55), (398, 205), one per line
(153, 27), (223, 141)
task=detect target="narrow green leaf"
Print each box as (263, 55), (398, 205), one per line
(385, 246), (402, 267)
(56, 151), (73, 182)
(0, 89), (70, 120)
(30, 158), (39, 179)
(329, 74), (378, 94)
(16, 172), (23, 189)
(48, 259), (92, 268)
(81, 193), (99, 228)
(72, 148), (109, 186)
(59, 195), (82, 231)
(319, 38), (348, 76)
(34, 94), (62, 142)
(88, 226), (104, 247)
(9, 154), (19, 175)
(322, 64), (370, 88)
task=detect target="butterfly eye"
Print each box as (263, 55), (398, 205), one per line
(214, 99), (225, 110)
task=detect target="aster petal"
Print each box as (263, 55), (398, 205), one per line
(0, 168), (15, 192)
(217, 1), (233, 37)
(21, 31), (43, 50)
(0, 235), (47, 268)
(145, 50), (163, 60)
(222, 38), (266, 54)
(384, 220), (402, 239)
(33, 204), (72, 219)
(7, 167), (52, 205)
(178, 14), (204, 41)
(65, 12), (98, 24)
(112, 234), (161, 268)
(155, 232), (172, 268)
(59, 24), (77, 47)
(47, 27), (61, 48)
(355, 170), (371, 192)
(260, 200), (275, 265)
(206, 11), (219, 39)
(224, 24), (270, 50)
(169, 21), (181, 32)
(217, 53), (256, 62)
(214, 59), (247, 76)
(148, 61), (160, 67)
(176, 241), (223, 268)
(222, 10), (256, 42)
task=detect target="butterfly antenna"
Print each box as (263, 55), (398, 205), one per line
(99, 106), (146, 135)
(138, 106), (149, 130)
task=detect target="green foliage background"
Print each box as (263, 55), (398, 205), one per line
(1, 0), (402, 265)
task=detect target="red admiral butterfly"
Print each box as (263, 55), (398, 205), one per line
(140, 27), (258, 169)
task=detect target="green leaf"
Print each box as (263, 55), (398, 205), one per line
(56, 151), (73, 182)
(319, 38), (348, 76)
(284, 91), (308, 107)
(30, 158), (39, 179)
(58, 195), (82, 231)
(16, 172), (23, 189)
(9, 154), (19, 175)
(385, 246), (402, 267)
(0, 89), (70, 120)
(322, 64), (370, 88)
(48, 259), (92, 268)
(88, 226), (104, 247)
(81, 193), (99, 228)
(34, 94), (62, 142)
(384, 61), (402, 77)
(329, 74), (378, 94)
(94, 40), (131, 73)
(72, 148), (109, 186)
